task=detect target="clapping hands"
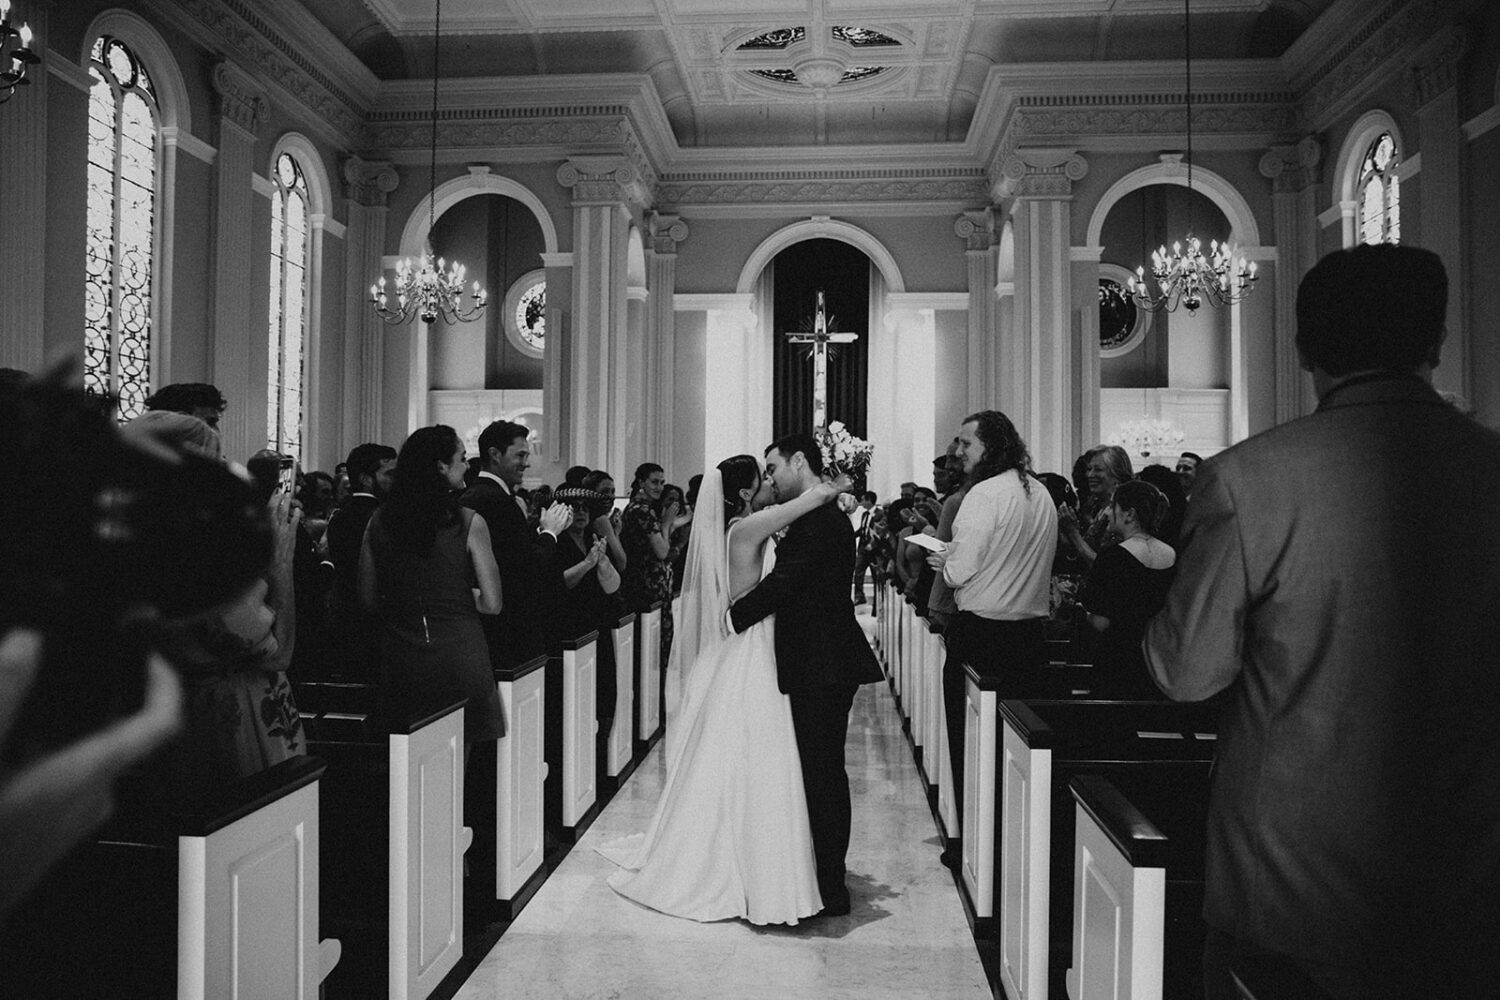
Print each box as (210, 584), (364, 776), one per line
(539, 501), (572, 536)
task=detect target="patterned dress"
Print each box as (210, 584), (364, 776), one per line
(621, 496), (675, 671)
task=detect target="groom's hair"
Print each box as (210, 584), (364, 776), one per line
(766, 433), (824, 477)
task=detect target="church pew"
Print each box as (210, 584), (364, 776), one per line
(953, 660), (1125, 933)
(490, 652), (548, 918)
(547, 628), (600, 840)
(635, 601), (664, 757)
(921, 616), (947, 798)
(933, 629), (958, 840)
(910, 603), (930, 764)
(2, 756), (336, 1000)
(312, 696), (467, 1000)
(1065, 773), (1211, 1000)
(602, 611), (638, 784)
(995, 699), (1217, 1000)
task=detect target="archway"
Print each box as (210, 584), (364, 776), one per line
(1086, 162), (1264, 449)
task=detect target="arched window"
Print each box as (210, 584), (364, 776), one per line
(1357, 131), (1400, 245)
(268, 151), (309, 458)
(85, 36), (159, 421)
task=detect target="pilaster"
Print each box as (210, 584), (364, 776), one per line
(954, 209), (997, 414)
(0, 5), (49, 371)
(1001, 150), (1088, 475)
(646, 212), (688, 469)
(209, 60), (268, 460)
(1259, 136), (1322, 423)
(341, 156), (398, 448)
(1408, 28), (1469, 403)
(557, 157), (635, 472)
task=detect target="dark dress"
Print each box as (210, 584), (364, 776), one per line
(556, 530), (622, 725)
(366, 506), (504, 741)
(620, 497), (675, 668)
(1078, 543), (1175, 699)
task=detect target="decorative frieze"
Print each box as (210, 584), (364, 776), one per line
(1407, 27), (1467, 110)
(342, 156), (399, 207)
(1299, 0), (1456, 129)
(212, 61), (268, 137)
(656, 177), (987, 206)
(1011, 104), (1297, 140)
(167, 0), (365, 141)
(1258, 136), (1323, 194)
(365, 117), (628, 151)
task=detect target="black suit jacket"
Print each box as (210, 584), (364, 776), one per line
(459, 477), (561, 666)
(729, 503), (882, 693)
(326, 495), (379, 614)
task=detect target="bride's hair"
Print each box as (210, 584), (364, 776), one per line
(716, 454), (760, 526)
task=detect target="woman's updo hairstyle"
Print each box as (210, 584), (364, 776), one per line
(631, 462), (663, 495)
(717, 454), (761, 525)
(1112, 479), (1169, 535)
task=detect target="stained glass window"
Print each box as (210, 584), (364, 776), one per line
(85, 36), (158, 422)
(268, 151), (309, 459)
(1358, 131), (1400, 245)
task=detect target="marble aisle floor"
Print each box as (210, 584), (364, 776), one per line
(451, 631), (990, 1000)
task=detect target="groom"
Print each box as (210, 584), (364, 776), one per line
(729, 432), (883, 916)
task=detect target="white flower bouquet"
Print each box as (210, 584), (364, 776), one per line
(816, 420), (874, 481)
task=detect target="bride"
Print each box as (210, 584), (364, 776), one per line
(602, 453), (848, 925)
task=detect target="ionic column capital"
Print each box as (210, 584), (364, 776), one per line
(995, 148), (1087, 200)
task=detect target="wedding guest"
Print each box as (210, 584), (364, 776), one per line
(926, 410), (1056, 862)
(296, 470), (336, 553)
(1036, 472), (1085, 640)
(926, 460), (970, 631)
(143, 382), (227, 433)
(326, 442), (397, 681)
(583, 469), (627, 572)
(562, 465), (590, 489)
(1077, 480), (1174, 699)
(246, 449), (329, 680)
(122, 408), (223, 461)
(1057, 444), (1132, 566)
(621, 463), (692, 673)
(460, 420), (571, 667)
(553, 486), (624, 727)
(360, 425), (504, 746)
(1146, 244), (1500, 999)
(1175, 451), (1202, 499)
(1135, 463), (1186, 549)
(662, 483), (692, 596)
(851, 491), (877, 604)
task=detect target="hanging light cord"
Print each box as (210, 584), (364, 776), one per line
(427, 0), (441, 243)
(1184, 0), (1193, 231)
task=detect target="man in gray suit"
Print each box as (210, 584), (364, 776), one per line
(1145, 243), (1499, 999)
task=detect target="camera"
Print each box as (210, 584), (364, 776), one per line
(0, 377), (273, 765)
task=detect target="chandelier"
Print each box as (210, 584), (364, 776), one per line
(369, 0), (486, 325)
(0, 0), (38, 105)
(1128, 0), (1257, 315)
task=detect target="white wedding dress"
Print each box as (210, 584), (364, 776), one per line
(602, 475), (821, 925)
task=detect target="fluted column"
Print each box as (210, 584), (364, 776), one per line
(341, 156), (398, 449)
(998, 149), (1088, 475)
(955, 209), (998, 414)
(556, 157), (639, 473)
(209, 60), (268, 460)
(646, 212), (687, 471)
(1410, 28), (1469, 403)
(1260, 137), (1323, 423)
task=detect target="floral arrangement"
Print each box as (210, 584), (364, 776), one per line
(1108, 419), (1183, 460)
(816, 420), (874, 481)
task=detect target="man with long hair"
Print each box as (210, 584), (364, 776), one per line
(925, 410), (1057, 866)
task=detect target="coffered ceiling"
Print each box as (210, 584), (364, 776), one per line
(291, 0), (1336, 147)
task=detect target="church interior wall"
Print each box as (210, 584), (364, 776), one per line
(41, 71), (89, 371)
(932, 307), (969, 463)
(1465, 124), (1500, 425)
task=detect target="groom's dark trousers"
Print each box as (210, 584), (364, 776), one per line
(730, 503), (882, 906)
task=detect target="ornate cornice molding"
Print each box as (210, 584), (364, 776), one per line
(342, 155), (399, 207)
(647, 211), (689, 254)
(1008, 100), (1298, 143)
(158, 0), (366, 143)
(212, 61), (269, 138)
(1258, 136), (1323, 194)
(655, 167), (987, 207)
(995, 149), (1087, 200)
(1297, 0), (1457, 130)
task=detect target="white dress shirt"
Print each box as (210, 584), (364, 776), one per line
(942, 470), (1056, 620)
